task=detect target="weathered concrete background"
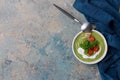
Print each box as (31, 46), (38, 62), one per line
(0, 0), (101, 80)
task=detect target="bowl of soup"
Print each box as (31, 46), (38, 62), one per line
(72, 30), (108, 64)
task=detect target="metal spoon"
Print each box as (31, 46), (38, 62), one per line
(53, 4), (95, 32)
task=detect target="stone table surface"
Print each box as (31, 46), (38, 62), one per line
(0, 0), (101, 80)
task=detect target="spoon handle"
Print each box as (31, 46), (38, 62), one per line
(53, 4), (82, 25)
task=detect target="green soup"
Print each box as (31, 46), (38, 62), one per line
(73, 30), (107, 63)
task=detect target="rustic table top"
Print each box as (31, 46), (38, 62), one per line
(0, 0), (101, 80)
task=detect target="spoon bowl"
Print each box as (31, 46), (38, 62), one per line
(81, 22), (95, 32)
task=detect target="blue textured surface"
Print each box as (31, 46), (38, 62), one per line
(0, 0), (101, 80)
